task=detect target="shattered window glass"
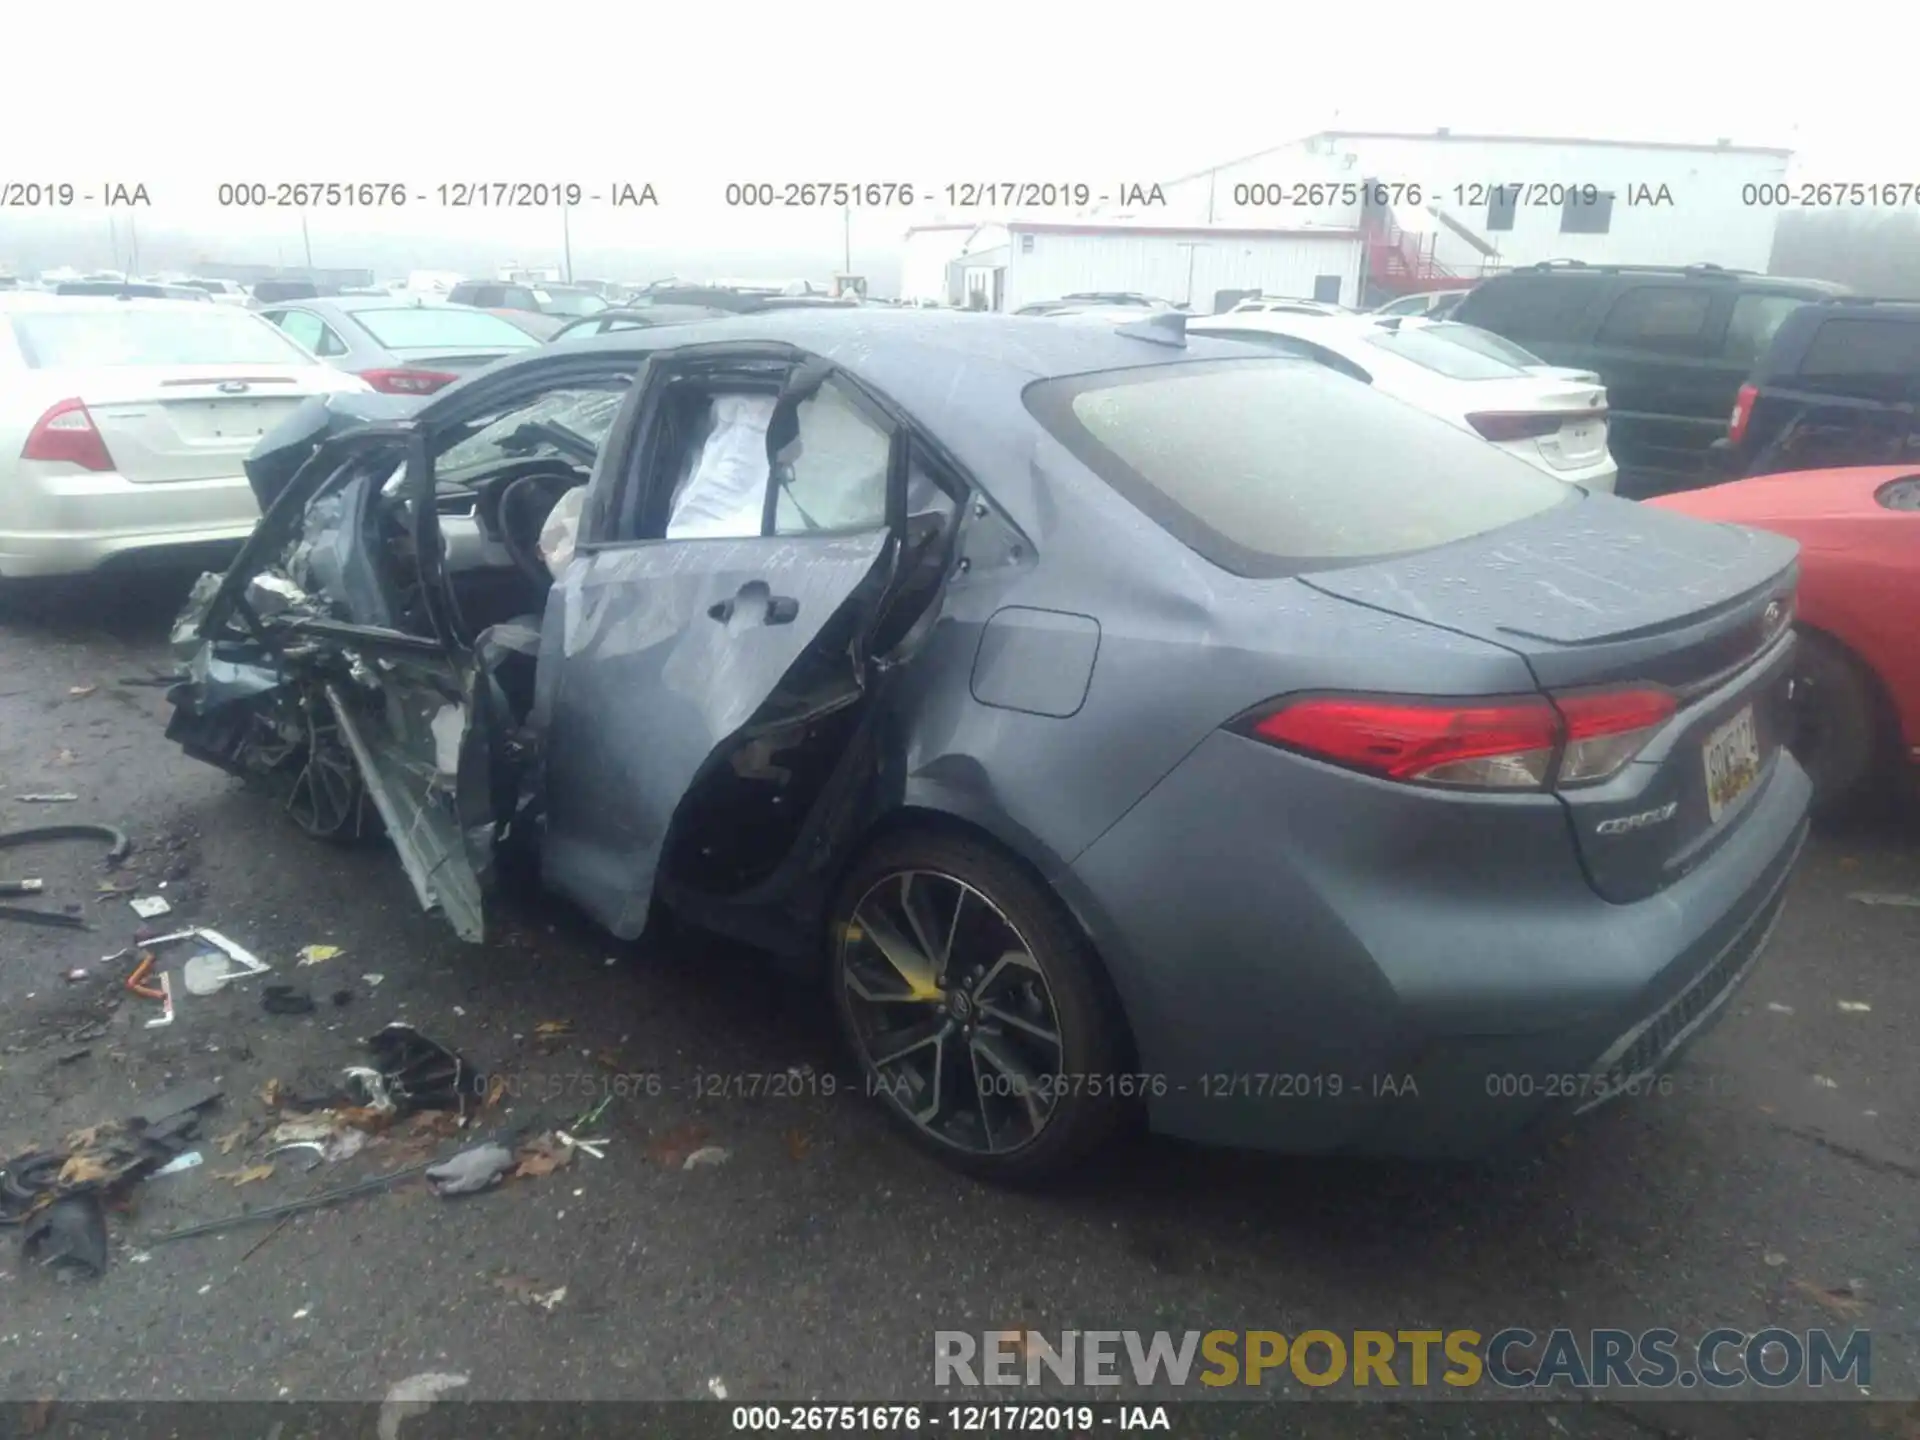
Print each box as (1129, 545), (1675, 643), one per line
(436, 387), (628, 477)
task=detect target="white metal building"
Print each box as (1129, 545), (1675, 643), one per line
(1148, 130), (1794, 300)
(922, 219), (1364, 313)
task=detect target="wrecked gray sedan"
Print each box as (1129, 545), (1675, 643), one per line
(167, 309), (1811, 1181)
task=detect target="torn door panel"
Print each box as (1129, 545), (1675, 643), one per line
(536, 531), (893, 939)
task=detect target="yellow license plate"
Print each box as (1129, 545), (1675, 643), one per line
(1702, 704), (1760, 824)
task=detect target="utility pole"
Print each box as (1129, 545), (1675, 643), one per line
(842, 206), (851, 274)
(301, 214), (314, 276)
(127, 215), (140, 275)
(562, 205), (573, 282)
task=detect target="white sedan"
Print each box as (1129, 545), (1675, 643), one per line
(1187, 310), (1619, 492)
(0, 294), (368, 579)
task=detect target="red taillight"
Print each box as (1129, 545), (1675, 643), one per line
(1466, 411), (1568, 443)
(1728, 382), (1758, 445)
(21, 397), (115, 472)
(1244, 686), (1676, 790)
(358, 368), (458, 395)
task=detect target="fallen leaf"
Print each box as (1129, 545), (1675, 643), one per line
(296, 944), (343, 966)
(514, 1134), (574, 1178)
(67, 685), (96, 698)
(1838, 1001), (1873, 1013)
(63, 1124), (104, 1151)
(335, 1106), (396, 1134)
(783, 1129), (813, 1161)
(1792, 1277), (1866, 1318)
(213, 1163), (275, 1187)
(534, 1020), (573, 1037)
(682, 1145), (731, 1170)
(214, 1126), (250, 1156)
(406, 1110), (463, 1139)
(483, 1074), (507, 1110)
(647, 1123), (711, 1168)
(259, 1078), (287, 1109)
(595, 1050), (625, 1071)
(57, 1154), (112, 1186)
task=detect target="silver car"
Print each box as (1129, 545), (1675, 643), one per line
(254, 295), (543, 396)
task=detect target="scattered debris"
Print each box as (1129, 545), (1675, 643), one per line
(1812, 1075), (1840, 1089)
(378, 1372), (470, 1440)
(120, 954), (176, 1027)
(15, 794), (79, 805)
(363, 972), (385, 987)
(495, 1275), (567, 1310)
(22, 1195), (108, 1279)
(128, 1081), (223, 1134)
(183, 954), (237, 996)
(534, 1020), (573, 1037)
(0, 905), (89, 931)
(648, 1123), (712, 1169)
(0, 822), (131, 866)
(152, 1151), (204, 1178)
(212, 1164), (275, 1187)
(262, 985), (316, 1016)
(149, 1160), (442, 1245)
(555, 1131), (605, 1161)
(130, 895), (172, 919)
(707, 1377), (730, 1401)
(1838, 1001), (1873, 1013)
(267, 1143), (326, 1172)
(63, 968), (89, 984)
(515, 1134), (577, 1177)
(1764, 1251), (1787, 1267)
(214, 1127), (250, 1156)
(358, 1024), (482, 1117)
(1792, 1277), (1867, 1318)
(0, 879), (45, 896)
(297, 944), (343, 966)
(425, 1142), (513, 1197)
(1848, 892), (1920, 908)
(683, 1146), (732, 1171)
(66, 685), (97, 699)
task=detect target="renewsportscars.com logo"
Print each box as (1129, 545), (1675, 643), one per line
(934, 1327), (1870, 1391)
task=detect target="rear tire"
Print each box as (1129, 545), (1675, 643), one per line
(1788, 629), (1887, 816)
(828, 828), (1131, 1185)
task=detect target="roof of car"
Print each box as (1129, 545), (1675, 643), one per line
(541, 306), (1265, 386)
(0, 292), (244, 313)
(269, 294), (487, 315)
(1485, 261), (1848, 293)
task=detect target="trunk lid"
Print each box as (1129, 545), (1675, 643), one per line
(381, 347), (525, 371)
(76, 365), (353, 483)
(1302, 494), (1801, 902)
(1463, 374), (1610, 474)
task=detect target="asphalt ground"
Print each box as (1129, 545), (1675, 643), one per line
(0, 571), (1914, 1440)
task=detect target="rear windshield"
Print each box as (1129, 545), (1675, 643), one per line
(1362, 322), (1536, 379)
(10, 305), (314, 368)
(1024, 358), (1572, 576)
(1454, 275), (1601, 343)
(350, 307), (542, 352)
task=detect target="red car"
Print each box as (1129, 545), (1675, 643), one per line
(1650, 466), (1920, 812)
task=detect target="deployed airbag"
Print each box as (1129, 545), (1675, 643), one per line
(665, 395), (777, 540)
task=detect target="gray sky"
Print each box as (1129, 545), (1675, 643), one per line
(0, 0), (1905, 272)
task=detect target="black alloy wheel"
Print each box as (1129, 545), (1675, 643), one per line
(831, 830), (1130, 1182)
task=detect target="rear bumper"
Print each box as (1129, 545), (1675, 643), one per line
(1061, 730), (1813, 1157)
(0, 464), (259, 578)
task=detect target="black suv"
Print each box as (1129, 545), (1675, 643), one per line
(1714, 297), (1920, 478)
(1451, 261), (1847, 497)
